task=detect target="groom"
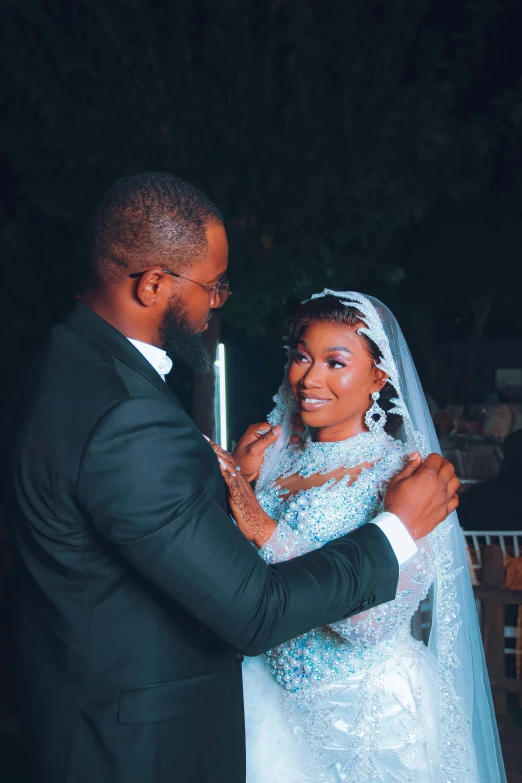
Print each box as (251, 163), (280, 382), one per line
(4, 173), (459, 783)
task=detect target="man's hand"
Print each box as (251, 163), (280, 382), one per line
(233, 416), (304, 482)
(384, 453), (460, 540)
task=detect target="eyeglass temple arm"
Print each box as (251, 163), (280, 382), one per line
(129, 270), (182, 279)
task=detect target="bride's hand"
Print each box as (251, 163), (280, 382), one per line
(233, 415), (304, 482)
(204, 437), (277, 548)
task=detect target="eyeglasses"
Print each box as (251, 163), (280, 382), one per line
(129, 269), (232, 307)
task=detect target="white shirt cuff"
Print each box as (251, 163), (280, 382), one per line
(371, 512), (417, 567)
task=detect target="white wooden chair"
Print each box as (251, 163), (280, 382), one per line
(463, 530), (522, 666)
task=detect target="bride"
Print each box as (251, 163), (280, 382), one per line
(210, 290), (505, 783)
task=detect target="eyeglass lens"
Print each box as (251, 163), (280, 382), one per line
(215, 277), (231, 303)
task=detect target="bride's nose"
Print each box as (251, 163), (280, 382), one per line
(301, 364), (324, 388)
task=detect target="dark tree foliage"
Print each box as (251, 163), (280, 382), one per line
(1, 0), (521, 412)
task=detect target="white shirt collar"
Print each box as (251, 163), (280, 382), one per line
(127, 338), (173, 380)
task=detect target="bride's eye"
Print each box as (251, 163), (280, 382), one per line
(327, 357), (347, 369)
(290, 349), (310, 363)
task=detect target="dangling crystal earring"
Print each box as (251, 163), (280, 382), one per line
(365, 391), (387, 432)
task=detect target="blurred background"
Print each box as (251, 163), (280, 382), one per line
(1, 0), (522, 439)
(1, 0), (522, 778)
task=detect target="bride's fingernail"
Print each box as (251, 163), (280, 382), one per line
(218, 457), (228, 469)
(202, 434), (210, 441)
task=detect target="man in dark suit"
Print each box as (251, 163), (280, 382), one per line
(4, 173), (459, 783)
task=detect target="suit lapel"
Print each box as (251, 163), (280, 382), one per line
(65, 304), (179, 404)
(161, 379), (181, 406)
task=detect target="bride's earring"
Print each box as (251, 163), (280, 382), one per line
(365, 391), (387, 432)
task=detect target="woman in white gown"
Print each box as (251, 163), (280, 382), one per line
(212, 290), (505, 783)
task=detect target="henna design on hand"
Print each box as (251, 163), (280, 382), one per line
(226, 472), (273, 546)
(205, 435), (276, 546)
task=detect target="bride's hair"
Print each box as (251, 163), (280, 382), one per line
(283, 294), (401, 434)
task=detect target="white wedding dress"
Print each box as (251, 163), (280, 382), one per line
(242, 290), (505, 783)
(243, 431), (439, 782)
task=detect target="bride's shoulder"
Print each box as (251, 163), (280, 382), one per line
(379, 432), (409, 466)
(382, 431), (406, 450)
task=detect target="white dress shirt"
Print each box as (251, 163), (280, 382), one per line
(127, 338), (173, 380)
(371, 511), (417, 567)
(127, 337), (416, 568)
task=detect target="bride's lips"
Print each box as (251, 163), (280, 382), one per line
(298, 394), (332, 412)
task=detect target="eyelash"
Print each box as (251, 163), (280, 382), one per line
(291, 350), (309, 364)
(292, 351), (347, 369)
(327, 358), (347, 369)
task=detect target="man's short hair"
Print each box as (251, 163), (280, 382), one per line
(89, 172), (223, 287)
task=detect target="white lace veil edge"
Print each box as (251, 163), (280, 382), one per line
(257, 289), (505, 783)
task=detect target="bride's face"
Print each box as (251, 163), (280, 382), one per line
(287, 320), (387, 441)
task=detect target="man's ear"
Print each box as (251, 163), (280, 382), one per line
(133, 268), (167, 307)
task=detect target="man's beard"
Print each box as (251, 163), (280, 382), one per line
(159, 299), (212, 373)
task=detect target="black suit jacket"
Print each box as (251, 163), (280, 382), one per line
(4, 304), (399, 783)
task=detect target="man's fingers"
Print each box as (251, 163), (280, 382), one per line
(448, 493), (459, 514)
(422, 453), (444, 470)
(397, 453), (422, 479)
(447, 475), (461, 498)
(438, 458), (457, 483)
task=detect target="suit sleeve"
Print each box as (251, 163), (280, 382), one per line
(328, 537), (435, 643)
(77, 397), (399, 656)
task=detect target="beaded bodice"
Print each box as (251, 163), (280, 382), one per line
(258, 431), (403, 547)
(255, 431), (435, 693)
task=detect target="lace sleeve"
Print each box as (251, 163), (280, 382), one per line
(259, 521), (320, 564)
(329, 536), (435, 645)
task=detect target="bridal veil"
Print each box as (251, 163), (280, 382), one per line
(257, 289), (506, 783)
